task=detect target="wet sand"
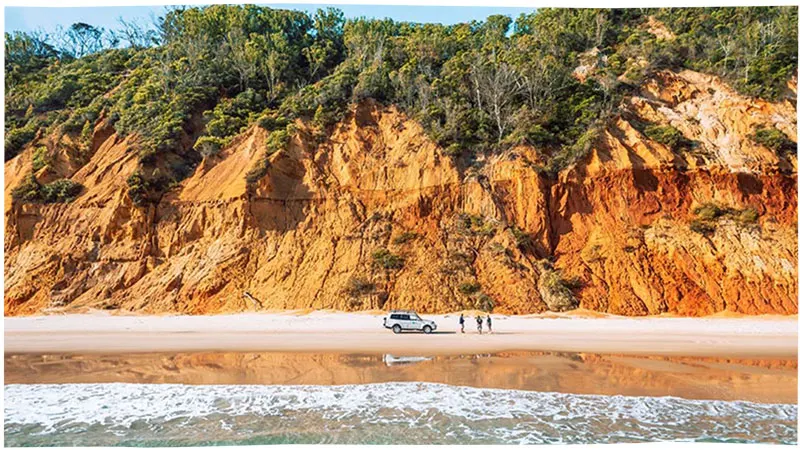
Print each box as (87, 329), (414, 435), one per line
(4, 312), (798, 357)
(5, 351), (797, 404)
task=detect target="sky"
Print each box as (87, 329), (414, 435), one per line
(5, 4), (537, 34)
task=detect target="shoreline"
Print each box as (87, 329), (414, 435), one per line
(5, 312), (797, 358)
(5, 351), (797, 404)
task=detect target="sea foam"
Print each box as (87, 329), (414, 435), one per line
(5, 382), (798, 445)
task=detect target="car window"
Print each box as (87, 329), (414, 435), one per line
(401, 315), (410, 320)
(390, 314), (402, 320)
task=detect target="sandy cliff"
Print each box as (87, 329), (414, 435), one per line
(5, 69), (797, 316)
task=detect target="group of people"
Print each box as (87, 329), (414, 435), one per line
(458, 314), (492, 334)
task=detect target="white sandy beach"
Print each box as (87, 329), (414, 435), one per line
(4, 311), (797, 357)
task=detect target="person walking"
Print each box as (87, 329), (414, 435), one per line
(487, 315), (492, 334)
(476, 315), (483, 335)
(459, 314), (465, 333)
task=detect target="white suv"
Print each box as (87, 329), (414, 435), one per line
(383, 310), (437, 334)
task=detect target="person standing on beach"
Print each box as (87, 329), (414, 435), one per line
(459, 314), (465, 333)
(487, 315), (492, 334)
(476, 316), (483, 334)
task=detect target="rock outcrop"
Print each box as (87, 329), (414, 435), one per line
(5, 69), (797, 316)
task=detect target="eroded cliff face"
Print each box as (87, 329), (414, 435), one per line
(5, 69), (798, 316)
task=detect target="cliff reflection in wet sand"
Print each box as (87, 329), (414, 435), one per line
(5, 351), (796, 404)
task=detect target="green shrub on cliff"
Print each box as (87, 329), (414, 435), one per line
(31, 146), (49, 171)
(473, 292), (495, 312)
(750, 127), (795, 155)
(372, 248), (405, 270)
(11, 174), (83, 203)
(644, 124), (692, 150)
(690, 202), (760, 234)
(266, 125), (296, 155)
(245, 160), (270, 184)
(5, 119), (39, 161)
(10, 174), (42, 203)
(344, 275), (376, 297)
(42, 179), (84, 203)
(126, 171), (152, 206)
(693, 203), (726, 221)
(458, 282), (481, 295)
(535, 261), (579, 312)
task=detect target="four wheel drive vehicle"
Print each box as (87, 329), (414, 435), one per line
(383, 354), (432, 366)
(383, 310), (437, 334)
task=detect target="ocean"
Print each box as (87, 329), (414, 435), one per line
(4, 382), (797, 445)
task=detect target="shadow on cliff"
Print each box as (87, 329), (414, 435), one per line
(736, 172), (764, 198)
(247, 145), (314, 232)
(547, 176), (594, 255)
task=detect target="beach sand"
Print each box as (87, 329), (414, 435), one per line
(5, 311), (798, 358)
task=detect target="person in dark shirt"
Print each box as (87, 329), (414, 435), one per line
(459, 314), (465, 333)
(476, 316), (483, 334)
(487, 315), (492, 334)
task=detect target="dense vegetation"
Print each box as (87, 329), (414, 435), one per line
(655, 7), (798, 99)
(5, 6), (797, 205)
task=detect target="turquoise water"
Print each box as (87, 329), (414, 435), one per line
(4, 382), (797, 445)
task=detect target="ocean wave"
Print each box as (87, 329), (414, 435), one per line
(5, 382), (797, 445)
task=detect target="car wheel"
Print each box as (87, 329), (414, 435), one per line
(423, 325), (432, 334)
(392, 324), (402, 334)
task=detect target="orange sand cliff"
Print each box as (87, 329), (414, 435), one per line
(5, 69), (797, 316)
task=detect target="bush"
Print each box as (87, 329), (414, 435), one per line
(443, 143), (463, 157)
(735, 207), (759, 225)
(544, 125), (601, 175)
(536, 262), (578, 312)
(245, 160), (270, 184)
(691, 202), (760, 231)
(371, 248), (405, 270)
(344, 275), (376, 297)
(11, 174), (83, 203)
(511, 227), (533, 249)
(41, 179), (83, 202)
(458, 282), (481, 295)
(257, 110), (291, 131)
(200, 90), (265, 142)
(80, 120), (93, 149)
(457, 214), (496, 236)
(126, 171), (152, 206)
(392, 231), (419, 245)
(693, 203), (725, 221)
(750, 127), (794, 154)
(266, 125), (296, 155)
(195, 136), (227, 158)
(689, 219), (716, 235)
(31, 146), (49, 171)
(11, 174), (43, 203)
(5, 120), (39, 161)
(644, 124), (691, 150)
(474, 292), (495, 312)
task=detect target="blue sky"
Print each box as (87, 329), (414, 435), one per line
(5, 5), (537, 34)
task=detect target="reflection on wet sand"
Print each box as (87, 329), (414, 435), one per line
(5, 351), (796, 404)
